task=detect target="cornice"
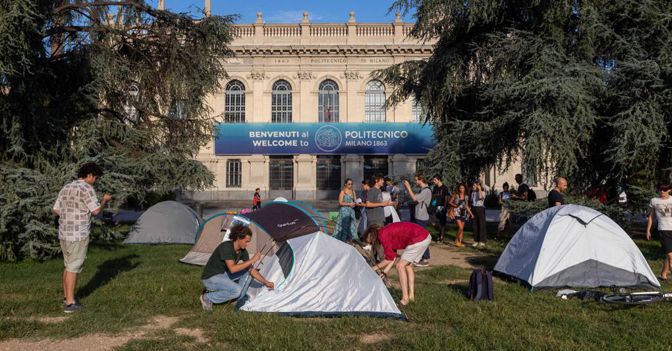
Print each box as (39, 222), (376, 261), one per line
(231, 45), (433, 56)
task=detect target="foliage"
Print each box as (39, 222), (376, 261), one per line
(0, 1), (234, 260)
(378, 0), (672, 196)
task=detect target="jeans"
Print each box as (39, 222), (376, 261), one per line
(472, 206), (487, 243)
(202, 270), (250, 304)
(415, 219), (431, 260)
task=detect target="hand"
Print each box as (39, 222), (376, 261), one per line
(390, 201), (398, 207)
(102, 193), (112, 202)
(264, 281), (274, 289)
(379, 272), (386, 279)
(403, 180), (410, 187)
(646, 231), (651, 241)
(251, 252), (262, 263)
(470, 214), (474, 219)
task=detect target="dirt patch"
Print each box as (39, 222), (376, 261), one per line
(437, 279), (469, 285)
(0, 315), (207, 351)
(360, 333), (392, 344)
(425, 243), (491, 269)
(36, 316), (69, 324)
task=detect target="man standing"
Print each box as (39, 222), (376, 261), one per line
(470, 179), (487, 247)
(366, 175), (395, 228)
(511, 174), (530, 201)
(356, 179), (371, 238)
(548, 177), (568, 208)
(403, 174), (432, 266)
(430, 175), (450, 243)
(52, 162), (112, 313)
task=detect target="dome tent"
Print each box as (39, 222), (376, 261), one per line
(124, 201), (201, 244)
(183, 201), (403, 319)
(494, 205), (659, 290)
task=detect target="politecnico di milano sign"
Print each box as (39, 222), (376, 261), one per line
(215, 123), (435, 155)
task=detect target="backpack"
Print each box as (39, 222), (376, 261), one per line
(420, 187), (435, 214)
(466, 268), (494, 301)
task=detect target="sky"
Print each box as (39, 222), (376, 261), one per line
(145, 0), (416, 23)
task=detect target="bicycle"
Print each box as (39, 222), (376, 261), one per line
(600, 291), (672, 306)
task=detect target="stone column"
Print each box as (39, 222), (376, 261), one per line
(344, 154), (364, 190)
(391, 154), (414, 178)
(204, 0), (211, 17)
(295, 154), (316, 200)
(247, 155), (267, 196)
(158, 0), (165, 10)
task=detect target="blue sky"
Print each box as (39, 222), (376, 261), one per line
(146, 0), (416, 23)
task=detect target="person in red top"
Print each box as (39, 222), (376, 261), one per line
(252, 188), (262, 210)
(364, 222), (431, 306)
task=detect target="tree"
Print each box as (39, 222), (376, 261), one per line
(0, 0), (235, 261)
(378, 0), (671, 205)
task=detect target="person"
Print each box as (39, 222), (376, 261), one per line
(448, 183), (473, 247)
(52, 162), (112, 313)
(200, 224), (274, 310)
(382, 189), (400, 224)
(366, 175), (395, 228)
(403, 174), (432, 266)
(511, 174), (530, 201)
(365, 222), (431, 306)
(647, 183), (672, 281)
(430, 175), (450, 243)
(252, 188), (262, 210)
(333, 178), (360, 242)
(356, 179), (371, 238)
(470, 179), (487, 247)
(548, 177), (567, 208)
(497, 182), (512, 236)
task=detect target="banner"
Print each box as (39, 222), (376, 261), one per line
(214, 123), (435, 155)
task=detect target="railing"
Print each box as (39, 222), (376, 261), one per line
(233, 25), (255, 37)
(310, 25), (347, 37)
(263, 25), (301, 37)
(356, 24), (394, 36)
(231, 23), (415, 39)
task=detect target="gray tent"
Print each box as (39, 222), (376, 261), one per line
(124, 201), (202, 244)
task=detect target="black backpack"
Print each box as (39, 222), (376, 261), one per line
(466, 268), (494, 301)
(527, 188), (537, 201)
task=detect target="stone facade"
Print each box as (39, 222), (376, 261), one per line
(190, 11), (541, 202)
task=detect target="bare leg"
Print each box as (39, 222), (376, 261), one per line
(397, 260), (409, 305)
(663, 253), (672, 279)
(406, 264), (415, 302)
(64, 271), (77, 305)
(456, 221), (464, 244)
(62, 269), (67, 302)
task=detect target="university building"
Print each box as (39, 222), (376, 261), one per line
(187, 9), (538, 202)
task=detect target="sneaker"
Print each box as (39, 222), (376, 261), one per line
(200, 294), (213, 311)
(479, 242), (486, 247)
(414, 260), (429, 267)
(63, 302), (83, 314)
(455, 242), (464, 248)
(472, 242), (480, 247)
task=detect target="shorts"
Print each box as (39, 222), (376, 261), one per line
(60, 238), (89, 273)
(660, 231), (672, 254)
(401, 234), (432, 263)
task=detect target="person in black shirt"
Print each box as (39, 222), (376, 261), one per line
(431, 175), (451, 242)
(511, 174), (530, 201)
(199, 225), (274, 310)
(548, 177), (567, 208)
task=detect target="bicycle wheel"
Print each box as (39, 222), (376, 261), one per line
(601, 292), (664, 305)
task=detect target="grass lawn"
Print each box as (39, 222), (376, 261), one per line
(2, 227), (672, 350)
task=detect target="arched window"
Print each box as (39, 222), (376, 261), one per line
(318, 80), (339, 123)
(224, 80), (245, 123)
(365, 80), (386, 123)
(271, 80), (292, 123)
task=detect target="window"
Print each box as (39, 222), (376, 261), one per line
(364, 156), (388, 181)
(316, 156), (341, 190)
(224, 80), (245, 123)
(226, 159), (242, 187)
(318, 80), (339, 122)
(412, 99), (424, 123)
(169, 100), (186, 119)
(269, 156), (293, 190)
(416, 158), (427, 174)
(271, 80), (292, 123)
(365, 80), (386, 123)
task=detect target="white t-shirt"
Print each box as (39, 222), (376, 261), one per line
(650, 197), (672, 231)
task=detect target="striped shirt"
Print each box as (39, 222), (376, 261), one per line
(53, 180), (100, 241)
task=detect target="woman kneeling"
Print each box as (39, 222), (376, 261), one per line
(364, 222), (431, 306)
(200, 224), (274, 310)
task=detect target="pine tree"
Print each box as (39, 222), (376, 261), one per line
(0, 1), (235, 261)
(378, 0), (672, 205)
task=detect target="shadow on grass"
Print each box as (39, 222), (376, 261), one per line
(466, 255), (499, 270)
(77, 254), (140, 299)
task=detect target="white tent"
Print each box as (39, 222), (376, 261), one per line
(494, 205), (659, 289)
(124, 201), (201, 244)
(238, 232), (403, 318)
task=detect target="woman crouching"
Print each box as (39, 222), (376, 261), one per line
(364, 222), (431, 305)
(200, 224), (274, 310)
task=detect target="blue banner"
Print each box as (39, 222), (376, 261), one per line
(214, 123), (435, 155)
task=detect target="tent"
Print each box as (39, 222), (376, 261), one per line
(124, 201), (201, 244)
(494, 205), (659, 290)
(183, 201), (403, 318)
